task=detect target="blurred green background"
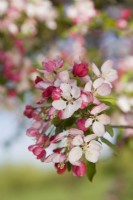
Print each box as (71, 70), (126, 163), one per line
(0, 147), (132, 200)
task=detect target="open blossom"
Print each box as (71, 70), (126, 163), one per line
(25, 57), (117, 179)
(42, 57), (64, 73)
(52, 83), (82, 119)
(92, 60), (118, 90)
(68, 134), (102, 164)
(85, 103), (111, 137)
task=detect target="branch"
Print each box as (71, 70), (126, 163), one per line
(111, 125), (133, 129)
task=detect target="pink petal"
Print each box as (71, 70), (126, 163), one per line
(92, 121), (105, 137)
(69, 128), (84, 136)
(90, 103), (109, 115)
(96, 83), (111, 96)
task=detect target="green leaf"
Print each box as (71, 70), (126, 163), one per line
(34, 63), (43, 70)
(105, 126), (114, 137)
(62, 117), (76, 128)
(86, 162), (96, 182)
(55, 126), (64, 135)
(66, 162), (71, 172)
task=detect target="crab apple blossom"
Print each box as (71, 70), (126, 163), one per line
(92, 60), (118, 92)
(72, 161), (86, 177)
(72, 62), (89, 77)
(25, 57), (117, 180)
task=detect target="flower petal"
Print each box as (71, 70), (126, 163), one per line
(72, 135), (83, 146)
(84, 80), (92, 92)
(84, 134), (97, 143)
(85, 149), (100, 163)
(101, 60), (113, 73)
(90, 103), (109, 115)
(96, 83), (111, 96)
(63, 98), (82, 119)
(92, 63), (101, 77)
(68, 146), (83, 164)
(93, 77), (104, 89)
(92, 121), (105, 137)
(85, 118), (93, 128)
(52, 99), (66, 110)
(71, 85), (81, 99)
(69, 128), (84, 136)
(89, 140), (102, 151)
(97, 114), (111, 125)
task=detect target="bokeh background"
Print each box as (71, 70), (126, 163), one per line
(0, 0), (133, 200)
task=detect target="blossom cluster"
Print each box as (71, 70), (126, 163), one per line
(24, 57), (118, 179)
(0, 0), (58, 36)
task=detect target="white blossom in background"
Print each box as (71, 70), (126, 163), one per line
(66, 0), (97, 25)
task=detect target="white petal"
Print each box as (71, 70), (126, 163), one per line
(103, 69), (118, 82)
(71, 85), (81, 99)
(97, 114), (111, 125)
(89, 140), (102, 151)
(85, 118), (93, 128)
(92, 121), (105, 137)
(84, 80), (92, 92)
(68, 146), (83, 164)
(92, 63), (101, 77)
(58, 70), (70, 83)
(85, 149), (100, 163)
(91, 103), (109, 115)
(72, 135), (83, 146)
(96, 83), (111, 96)
(60, 83), (71, 93)
(93, 78), (104, 89)
(52, 99), (66, 110)
(84, 134), (97, 143)
(63, 98), (82, 118)
(101, 60), (113, 73)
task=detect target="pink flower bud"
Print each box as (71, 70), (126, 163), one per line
(77, 119), (88, 131)
(24, 105), (34, 118)
(52, 87), (62, 100)
(35, 76), (43, 84)
(72, 62), (88, 77)
(42, 86), (55, 98)
(72, 161), (86, 177)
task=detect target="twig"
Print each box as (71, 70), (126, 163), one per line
(111, 125), (133, 129)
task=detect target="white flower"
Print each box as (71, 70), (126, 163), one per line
(68, 134), (102, 164)
(52, 83), (82, 118)
(85, 104), (111, 137)
(92, 60), (118, 90)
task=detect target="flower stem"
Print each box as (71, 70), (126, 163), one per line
(111, 125), (133, 129)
